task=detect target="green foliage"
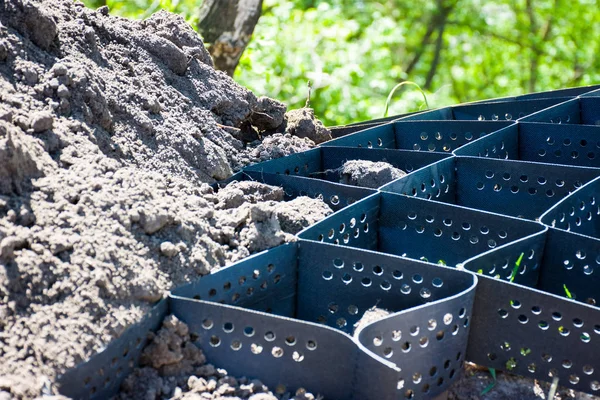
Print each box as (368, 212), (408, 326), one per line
(82, 0), (600, 127)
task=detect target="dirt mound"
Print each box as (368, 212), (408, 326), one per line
(339, 160), (406, 188)
(117, 315), (321, 400)
(0, 1), (331, 397)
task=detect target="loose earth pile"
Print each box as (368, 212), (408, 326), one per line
(0, 1), (331, 397)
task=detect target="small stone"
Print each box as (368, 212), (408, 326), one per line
(57, 85), (70, 98)
(51, 63), (68, 76)
(97, 5), (109, 15)
(23, 69), (38, 85)
(29, 111), (54, 132)
(160, 241), (178, 257)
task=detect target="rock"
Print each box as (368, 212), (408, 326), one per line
(250, 96), (287, 131)
(29, 111), (54, 133)
(140, 210), (172, 234)
(159, 241), (179, 257)
(50, 63), (68, 76)
(97, 5), (109, 15)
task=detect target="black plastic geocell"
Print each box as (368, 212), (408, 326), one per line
(56, 87), (600, 400)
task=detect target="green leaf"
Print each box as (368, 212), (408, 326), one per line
(481, 368), (497, 395)
(563, 284), (573, 299)
(509, 252), (524, 282)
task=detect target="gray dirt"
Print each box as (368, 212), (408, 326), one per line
(117, 315), (322, 400)
(353, 306), (391, 337)
(280, 108), (332, 145)
(448, 363), (600, 400)
(0, 1), (332, 397)
(246, 133), (315, 164)
(339, 160), (406, 188)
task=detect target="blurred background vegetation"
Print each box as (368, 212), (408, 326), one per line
(83, 0), (600, 126)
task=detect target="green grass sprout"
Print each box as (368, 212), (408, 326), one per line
(509, 252), (524, 282)
(481, 367), (497, 395)
(384, 81), (429, 117)
(563, 284), (573, 299)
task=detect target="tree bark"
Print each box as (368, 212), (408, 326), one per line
(198, 0), (263, 76)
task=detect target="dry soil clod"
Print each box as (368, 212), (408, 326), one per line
(339, 160), (406, 188)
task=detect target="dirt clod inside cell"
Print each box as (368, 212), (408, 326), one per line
(339, 160), (406, 188)
(353, 306), (391, 337)
(117, 315), (322, 400)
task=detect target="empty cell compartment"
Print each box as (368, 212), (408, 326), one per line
(213, 170), (376, 212)
(521, 97), (600, 124)
(171, 240), (477, 400)
(381, 156), (600, 220)
(299, 192), (546, 268)
(455, 121), (600, 168)
(537, 228), (600, 307)
(324, 120), (513, 154)
(243, 147), (449, 189)
(541, 176), (600, 239)
(462, 228), (600, 394)
(397, 98), (570, 122)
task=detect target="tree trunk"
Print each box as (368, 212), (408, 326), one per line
(198, 0), (263, 76)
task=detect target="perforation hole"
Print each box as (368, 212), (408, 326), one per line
(223, 322), (234, 333)
(293, 351), (304, 362)
(209, 335), (221, 347)
(251, 343), (263, 354)
(231, 340), (242, 351)
(272, 346), (284, 358)
(342, 273), (352, 284)
(401, 284), (411, 294)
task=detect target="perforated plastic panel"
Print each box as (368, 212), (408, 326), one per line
(299, 192), (546, 268)
(541, 176), (600, 239)
(171, 241), (478, 400)
(56, 299), (169, 399)
(381, 156), (600, 220)
(521, 97), (600, 124)
(325, 120), (513, 154)
(455, 121), (600, 168)
(55, 88), (600, 400)
(400, 98), (570, 122)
